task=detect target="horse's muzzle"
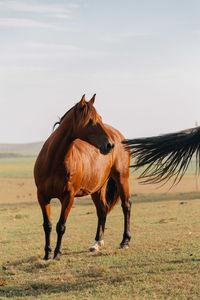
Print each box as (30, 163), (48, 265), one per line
(100, 142), (115, 155)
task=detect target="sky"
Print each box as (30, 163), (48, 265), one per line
(1, 0), (200, 143)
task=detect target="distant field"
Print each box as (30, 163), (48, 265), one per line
(0, 142), (43, 153)
(0, 142), (41, 178)
(0, 153), (198, 179)
(0, 156), (36, 178)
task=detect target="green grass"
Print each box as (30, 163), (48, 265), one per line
(0, 156), (36, 178)
(1, 196), (200, 299)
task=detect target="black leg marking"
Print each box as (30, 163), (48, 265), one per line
(120, 198), (132, 248)
(43, 220), (52, 260)
(54, 222), (66, 260)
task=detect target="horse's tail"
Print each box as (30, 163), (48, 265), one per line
(123, 126), (200, 185)
(105, 177), (120, 213)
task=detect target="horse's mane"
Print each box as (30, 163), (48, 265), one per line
(53, 107), (74, 130)
(53, 102), (98, 130)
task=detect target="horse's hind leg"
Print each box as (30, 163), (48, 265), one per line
(54, 191), (75, 260)
(89, 191), (107, 252)
(114, 177), (132, 249)
(37, 190), (52, 260)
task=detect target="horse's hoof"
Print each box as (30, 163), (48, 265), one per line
(53, 251), (62, 260)
(89, 247), (97, 253)
(119, 243), (129, 250)
(54, 255), (61, 261)
(89, 240), (104, 252)
(43, 253), (51, 260)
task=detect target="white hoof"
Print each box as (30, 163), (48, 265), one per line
(89, 240), (104, 252)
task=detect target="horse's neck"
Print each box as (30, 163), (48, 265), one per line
(47, 118), (76, 160)
(54, 123), (75, 148)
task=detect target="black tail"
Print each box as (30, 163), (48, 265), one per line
(123, 126), (200, 185)
(105, 177), (119, 213)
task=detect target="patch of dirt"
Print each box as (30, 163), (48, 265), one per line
(0, 178), (37, 205)
(130, 175), (199, 194)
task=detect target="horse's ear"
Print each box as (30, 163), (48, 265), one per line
(78, 94), (86, 109)
(89, 94), (96, 105)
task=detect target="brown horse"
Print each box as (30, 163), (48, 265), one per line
(34, 94), (131, 260)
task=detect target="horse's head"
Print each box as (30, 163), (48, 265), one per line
(73, 94), (114, 155)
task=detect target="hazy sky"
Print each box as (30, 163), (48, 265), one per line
(1, 0), (200, 143)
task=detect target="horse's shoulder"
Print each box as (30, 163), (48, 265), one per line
(66, 139), (98, 158)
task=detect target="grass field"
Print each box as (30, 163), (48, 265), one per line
(1, 156), (200, 299)
(0, 157), (36, 178)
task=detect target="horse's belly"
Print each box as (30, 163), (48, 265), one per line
(77, 162), (111, 196)
(75, 189), (93, 197)
(75, 180), (107, 197)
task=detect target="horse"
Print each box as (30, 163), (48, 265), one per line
(34, 94), (131, 260)
(123, 126), (200, 185)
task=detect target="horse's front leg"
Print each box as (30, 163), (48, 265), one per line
(89, 192), (107, 252)
(37, 190), (52, 260)
(54, 191), (75, 260)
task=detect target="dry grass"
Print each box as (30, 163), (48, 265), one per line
(0, 155), (200, 299)
(1, 175), (200, 299)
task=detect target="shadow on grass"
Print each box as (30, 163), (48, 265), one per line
(0, 273), (130, 298)
(0, 280), (98, 298)
(2, 256), (52, 274)
(168, 257), (200, 264)
(2, 252), (200, 298)
(62, 250), (88, 256)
